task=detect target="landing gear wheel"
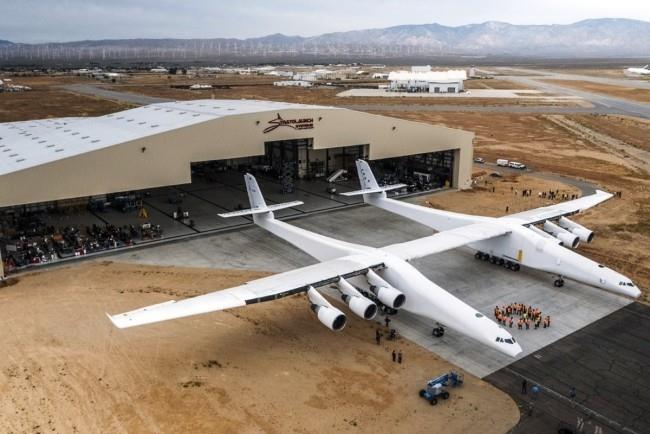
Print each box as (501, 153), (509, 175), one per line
(430, 397), (438, 406)
(505, 261), (513, 270)
(442, 391), (450, 400)
(482, 253), (489, 261)
(554, 279), (565, 288)
(432, 327), (445, 338)
(475, 252), (482, 260)
(498, 258), (505, 266)
(513, 264), (521, 272)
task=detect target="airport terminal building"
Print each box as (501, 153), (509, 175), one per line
(0, 99), (474, 272)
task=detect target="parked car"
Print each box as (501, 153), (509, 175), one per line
(496, 159), (509, 167)
(474, 157), (485, 164)
(508, 161), (527, 170)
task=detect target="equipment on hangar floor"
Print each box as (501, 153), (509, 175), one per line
(418, 371), (464, 405)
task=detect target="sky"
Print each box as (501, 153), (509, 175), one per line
(2, 0), (650, 43)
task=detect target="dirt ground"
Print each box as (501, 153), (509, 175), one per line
(464, 78), (533, 90)
(0, 262), (519, 434)
(568, 114), (650, 153)
(420, 173), (580, 217)
(379, 111), (650, 301)
(541, 79), (650, 103)
(0, 76), (134, 122)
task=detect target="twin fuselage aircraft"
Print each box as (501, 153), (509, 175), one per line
(108, 160), (639, 357)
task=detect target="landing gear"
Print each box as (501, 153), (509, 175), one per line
(476, 252), (520, 272)
(432, 326), (445, 338)
(554, 277), (565, 288)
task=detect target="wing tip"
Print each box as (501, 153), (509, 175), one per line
(106, 312), (129, 329)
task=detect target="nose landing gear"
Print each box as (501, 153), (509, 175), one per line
(554, 276), (565, 287)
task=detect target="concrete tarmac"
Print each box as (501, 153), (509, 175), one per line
(112, 203), (631, 378)
(486, 302), (650, 434)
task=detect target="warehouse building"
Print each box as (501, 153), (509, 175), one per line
(0, 99), (473, 272)
(388, 69), (467, 93)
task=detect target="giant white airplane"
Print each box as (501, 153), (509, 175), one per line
(343, 160), (640, 299)
(107, 174), (523, 357)
(624, 65), (650, 76)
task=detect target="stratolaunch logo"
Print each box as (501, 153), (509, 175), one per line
(263, 113), (314, 133)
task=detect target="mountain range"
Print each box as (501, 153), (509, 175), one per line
(1, 19), (649, 64)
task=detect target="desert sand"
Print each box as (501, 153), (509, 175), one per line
(0, 262), (519, 434)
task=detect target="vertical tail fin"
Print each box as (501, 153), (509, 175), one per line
(218, 174), (304, 219)
(356, 160), (380, 190)
(339, 160), (406, 197)
(244, 173), (267, 210)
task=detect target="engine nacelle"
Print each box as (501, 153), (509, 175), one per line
(374, 286), (406, 309)
(337, 277), (378, 320)
(558, 217), (594, 243)
(343, 294), (378, 320)
(543, 220), (580, 248)
(307, 287), (347, 331)
(366, 270), (406, 309)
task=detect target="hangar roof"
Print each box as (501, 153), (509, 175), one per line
(0, 99), (333, 176)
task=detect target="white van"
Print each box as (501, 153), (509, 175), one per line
(496, 159), (509, 167)
(508, 161), (526, 170)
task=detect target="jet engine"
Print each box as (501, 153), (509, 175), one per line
(336, 278), (378, 320)
(558, 217), (594, 243)
(307, 287), (347, 331)
(365, 270), (406, 309)
(543, 220), (580, 248)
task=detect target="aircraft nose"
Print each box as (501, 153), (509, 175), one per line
(509, 342), (523, 357)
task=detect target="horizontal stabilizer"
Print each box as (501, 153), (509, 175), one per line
(218, 201), (303, 218)
(340, 184), (406, 197)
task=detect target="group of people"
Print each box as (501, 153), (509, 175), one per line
(375, 317), (404, 364)
(494, 303), (552, 330)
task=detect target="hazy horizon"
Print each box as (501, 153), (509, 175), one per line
(2, 0), (649, 43)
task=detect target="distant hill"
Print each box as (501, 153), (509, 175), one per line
(1, 19), (649, 64)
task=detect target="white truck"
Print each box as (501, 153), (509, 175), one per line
(496, 159), (509, 167)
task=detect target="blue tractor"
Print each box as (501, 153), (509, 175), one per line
(418, 371), (464, 405)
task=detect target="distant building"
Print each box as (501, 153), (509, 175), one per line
(372, 73), (389, 79)
(388, 70), (467, 93)
(411, 65), (432, 73)
(274, 80), (313, 88)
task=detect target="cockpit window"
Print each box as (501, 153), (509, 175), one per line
(496, 337), (514, 344)
(626, 282), (634, 287)
(598, 264), (605, 268)
(505, 339), (513, 344)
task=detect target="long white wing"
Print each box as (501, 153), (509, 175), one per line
(107, 255), (384, 329)
(506, 190), (613, 225)
(383, 222), (511, 261)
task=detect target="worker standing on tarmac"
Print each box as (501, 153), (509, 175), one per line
(385, 316), (391, 329)
(397, 351), (403, 364)
(375, 329), (381, 345)
(392, 350), (396, 362)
